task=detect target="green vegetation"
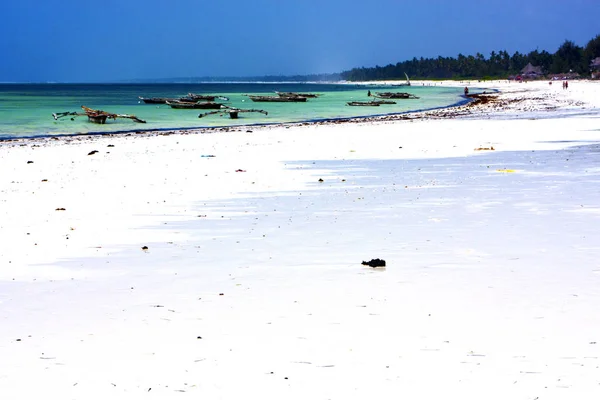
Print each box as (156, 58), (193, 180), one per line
(341, 34), (600, 81)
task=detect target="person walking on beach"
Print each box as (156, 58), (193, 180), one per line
(464, 86), (469, 96)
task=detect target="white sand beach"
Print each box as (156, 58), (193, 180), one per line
(1, 80), (600, 399)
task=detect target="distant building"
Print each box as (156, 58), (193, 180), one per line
(520, 63), (544, 79)
(591, 57), (600, 79)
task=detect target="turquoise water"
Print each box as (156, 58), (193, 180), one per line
(0, 83), (466, 139)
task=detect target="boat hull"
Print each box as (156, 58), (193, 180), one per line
(166, 101), (224, 109)
(275, 91), (319, 98)
(87, 114), (108, 123)
(347, 101), (380, 106)
(249, 95), (307, 102)
(139, 97), (170, 104)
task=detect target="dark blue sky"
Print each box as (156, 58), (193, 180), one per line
(2, 0), (599, 82)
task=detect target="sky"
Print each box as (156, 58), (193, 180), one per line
(1, 0), (599, 82)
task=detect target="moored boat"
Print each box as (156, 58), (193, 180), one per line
(139, 94), (230, 104)
(52, 106), (146, 124)
(166, 100), (225, 109)
(275, 91), (320, 98)
(374, 92), (419, 99)
(139, 97), (172, 104)
(199, 107), (268, 120)
(347, 101), (381, 106)
(186, 93), (230, 101)
(248, 95), (307, 102)
(397, 72), (411, 86)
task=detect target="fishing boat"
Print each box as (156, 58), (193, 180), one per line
(374, 92), (419, 99)
(139, 97), (173, 104)
(398, 72), (411, 86)
(199, 107), (268, 120)
(139, 93), (230, 104)
(186, 93), (230, 101)
(347, 101), (381, 106)
(275, 91), (320, 98)
(166, 100), (225, 109)
(248, 95), (307, 102)
(52, 106), (146, 124)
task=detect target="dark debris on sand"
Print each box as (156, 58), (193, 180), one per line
(362, 258), (386, 268)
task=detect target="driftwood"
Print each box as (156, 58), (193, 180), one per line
(53, 106), (146, 124)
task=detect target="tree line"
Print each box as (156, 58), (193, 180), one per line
(340, 34), (600, 81)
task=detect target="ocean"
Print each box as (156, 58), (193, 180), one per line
(0, 83), (466, 139)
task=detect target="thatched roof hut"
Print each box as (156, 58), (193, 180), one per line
(521, 63), (543, 78)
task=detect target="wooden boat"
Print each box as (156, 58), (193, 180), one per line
(275, 91), (320, 98)
(248, 95), (307, 102)
(187, 93), (230, 101)
(52, 106), (146, 124)
(374, 92), (419, 99)
(166, 100), (225, 109)
(347, 101), (381, 106)
(139, 97), (172, 104)
(139, 94), (230, 104)
(199, 107), (268, 120)
(397, 72), (411, 86)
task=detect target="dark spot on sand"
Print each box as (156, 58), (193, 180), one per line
(362, 258), (386, 268)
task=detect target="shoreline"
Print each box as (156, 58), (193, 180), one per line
(2, 79), (598, 145)
(2, 79), (600, 399)
(0, 81), (461, 142)
(1, 85), (473, 143)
